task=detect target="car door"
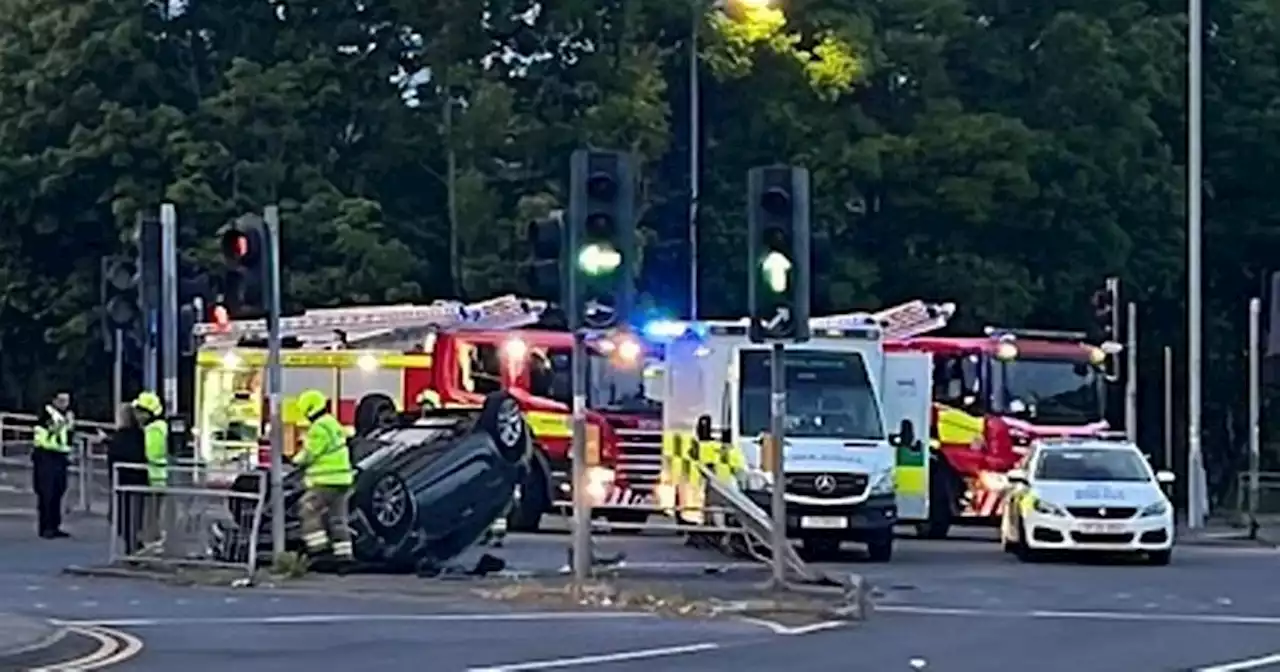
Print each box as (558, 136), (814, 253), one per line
(882, 351), (932, 521)
(1003, 450), (1035, 540)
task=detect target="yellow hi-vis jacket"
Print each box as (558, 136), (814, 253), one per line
(143, 419), (169, 486)
(292, 414), (353, 488)
(34, 405), (72, 453)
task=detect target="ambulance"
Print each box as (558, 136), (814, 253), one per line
(650, 313), (933, 561)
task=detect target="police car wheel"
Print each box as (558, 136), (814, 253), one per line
(1145, 549), (1172, 566)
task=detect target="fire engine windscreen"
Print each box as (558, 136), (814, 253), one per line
(538, 349), (657, 411)
(738, 350), (885, 440)
(992, 357), (1105, 425)
(1034, 448), (1151, 482)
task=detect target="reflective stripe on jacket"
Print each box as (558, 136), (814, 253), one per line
(143, 420), (168, 486)
(34, 405), (71, 453)
(292, 414), (353, 488)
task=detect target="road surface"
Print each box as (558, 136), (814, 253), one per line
(3, 513), (1280, 670)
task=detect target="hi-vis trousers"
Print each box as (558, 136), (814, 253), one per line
(300, 486), (353, 559)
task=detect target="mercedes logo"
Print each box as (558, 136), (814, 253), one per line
(814, 474), (837, 494)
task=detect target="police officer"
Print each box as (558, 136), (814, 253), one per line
(292, 389), (354, 561)
(32, 391), (73, 538)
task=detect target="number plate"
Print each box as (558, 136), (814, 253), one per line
(800, 516), (848, 529)
(1077, 522), (1127, 534)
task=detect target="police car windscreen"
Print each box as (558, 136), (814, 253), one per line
(738, 349), (885, 440)
(1034, 448), (1150, 482)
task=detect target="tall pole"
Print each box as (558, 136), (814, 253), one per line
(112, 329), (124, 412)
(1248, 298), (1261, 521)
(570, 331), (591, 591)
(264, 205), (286, 559)
(1125, 302), (1138, 442)
(1187, 0), (1206, 529)
(688, 8), (700, 320)
(769, 342), (787, 587)
(160, 204), (179, 419)
(1163, 346), (1174, 472)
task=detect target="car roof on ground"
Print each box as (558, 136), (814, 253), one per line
(1034, 438), (1141, 453)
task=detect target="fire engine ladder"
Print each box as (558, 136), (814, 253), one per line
(809, 300), (955, 340)
(193, 294), (549, 349)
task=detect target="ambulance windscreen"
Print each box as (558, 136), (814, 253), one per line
(738, 350), (885, 440)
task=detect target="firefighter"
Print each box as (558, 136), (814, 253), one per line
(130, 391), (169, 545)
(292, 389), (354, 561)
(32, 391), (74, 538)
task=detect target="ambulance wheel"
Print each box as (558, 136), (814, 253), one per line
(478, 392), (531, 464)
(866, 531), (894, 562)
(916, 458), (955, 539)
(355, 394), (397, 436)
(352, 470), (415, 545)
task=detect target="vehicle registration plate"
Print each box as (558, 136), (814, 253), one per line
(800, 516), (848, 529)
(1077, 522), (1127, 534)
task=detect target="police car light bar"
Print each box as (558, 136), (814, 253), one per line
(194, 295), (548, 343)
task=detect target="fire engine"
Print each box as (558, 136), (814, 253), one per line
(885, 323), (1121, 538)
(190, 294), (659, 532)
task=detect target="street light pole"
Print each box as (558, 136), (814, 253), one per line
(689, 6), (701, 320)
(1187, 0), (1206, 528)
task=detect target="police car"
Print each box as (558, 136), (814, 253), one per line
(999, 436), (1175, 565)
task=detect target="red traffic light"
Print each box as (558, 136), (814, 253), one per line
(220, 215), (266, 267)
(211, 304), (230, 332)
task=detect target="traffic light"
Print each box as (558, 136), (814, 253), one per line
(527, 211), (566, 300)
(747, 165), (811, 343)
(101, 256), (139, 331)
(567, 149), (637, 330)
(1092, 277), (1120, 341)
(219, 213), (269, 313)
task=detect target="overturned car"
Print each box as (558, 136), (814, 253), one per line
(213, 391), (536, 572)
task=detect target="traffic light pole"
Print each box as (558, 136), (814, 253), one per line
(112, 329), (124, 412)
(1124, 302), (1138, 442)
(768, 341), (787, 588)
(160, 204), (180, 422)
(1248, 297), (1261, 526)
(570, 330), (591, 592)
(264, 205), (287, 561)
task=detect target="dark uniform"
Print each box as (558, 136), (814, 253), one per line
(32, 394), (73, 538)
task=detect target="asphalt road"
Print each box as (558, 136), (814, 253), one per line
(4, 512), (1280, 671)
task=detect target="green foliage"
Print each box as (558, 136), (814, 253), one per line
(0, 0), (1275, 482)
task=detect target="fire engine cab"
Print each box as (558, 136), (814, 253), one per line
(190, 294), (655, 532)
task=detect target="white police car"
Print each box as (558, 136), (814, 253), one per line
(999, 437), (1175, 565)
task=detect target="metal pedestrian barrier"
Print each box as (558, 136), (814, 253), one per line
(109, 463), (266, 576)
(0, 412), (115, 515)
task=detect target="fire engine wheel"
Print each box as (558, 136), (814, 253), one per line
(478, 392), (530, 463)
(353, 470), (415, 545)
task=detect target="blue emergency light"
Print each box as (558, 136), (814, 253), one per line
(641, 319), (708, 342)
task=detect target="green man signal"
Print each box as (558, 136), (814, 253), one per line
(747, 165), (810, 343)
(567, 149), (637, 330)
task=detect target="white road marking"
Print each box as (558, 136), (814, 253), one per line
(33, 624), (144, 671)
(736, 618), (848, 636)
(66, 612), (655, 628)
(880, 604), (1280, 626)
(467, 642), (721, 671)
(1196, 651), (1280, 671)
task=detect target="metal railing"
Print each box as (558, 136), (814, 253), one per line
(1233, 471), (1280, 521)
(0, 412), (115, 515)
(109, 463), (266, 576)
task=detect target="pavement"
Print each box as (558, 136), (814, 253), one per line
(3, 511), (1280, 670)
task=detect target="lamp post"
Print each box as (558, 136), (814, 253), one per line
(689, 0), (776, 319)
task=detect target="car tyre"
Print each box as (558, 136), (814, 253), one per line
(351, 470), (416, 546)
(354, 394), (398, 436)
(1013, 522), (1042, 563)
(507, 462), (548, 533)
(478, 392), (530, 463)
(1145, 549), (1172, 566)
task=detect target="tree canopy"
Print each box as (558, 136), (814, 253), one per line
(0, 0), (1276, 495)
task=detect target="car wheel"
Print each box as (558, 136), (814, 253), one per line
(1145, 549), (1172, 566)
(355, 394), (398, 436)
(353, 471), (416, 545)
(866, 532), (894, 562)
(478, 392), (530, 463)
(507, 462), (548, 533)
(1013, 521), (1041, 563)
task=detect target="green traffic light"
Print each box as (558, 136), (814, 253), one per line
(760, 251), (791, 292)
(578, 243), (621, 275)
